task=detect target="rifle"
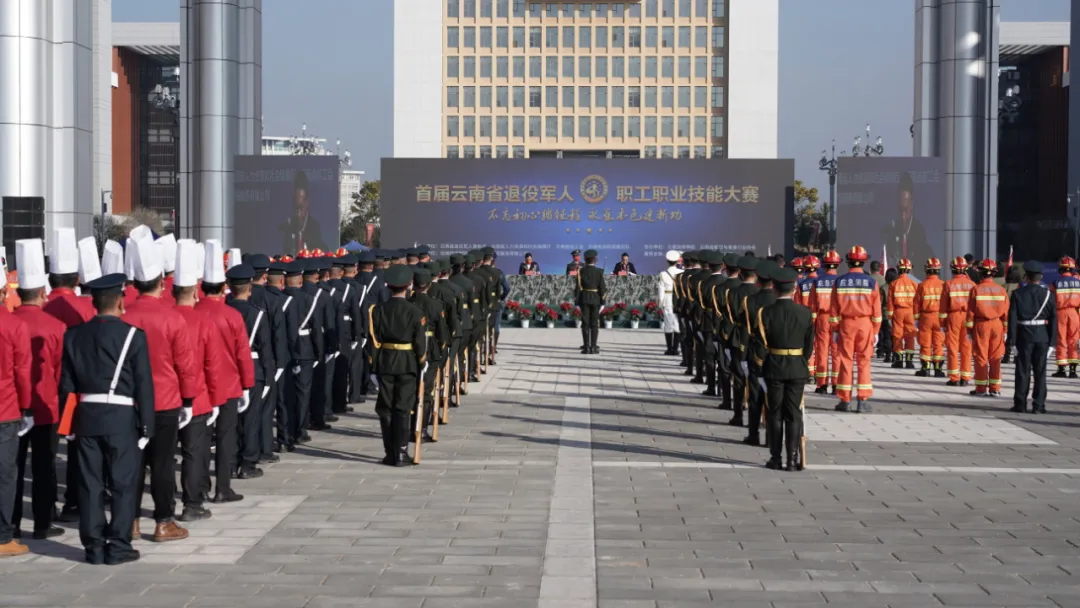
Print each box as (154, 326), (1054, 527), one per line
(442, 360), (451, 424)
(480, 324), (489, 375)
(431, 367), (440, 442)
(413, 373), (426, 465)
(461, 347), (469, 395)
(799, 396), (808, 470)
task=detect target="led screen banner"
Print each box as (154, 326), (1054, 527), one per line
(836, 157), (946, 276)
(234, 155), (341, 256)
(381, 158), (794, 274)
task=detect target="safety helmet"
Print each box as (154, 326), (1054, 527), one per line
(310, 248), (324, 258)
(979, 258), (998, 273)
(803, 254), (821, 270)
(297, 249), (311, 259)
(791, 257), (804, 271)
(897, 258), (913, 271)
(336, 247), (349, 257)
(846, 245), (869, 263)
(950, 256), (968, 271)
(925, 257), (942, 272)
(822, 250), (842, 266)
(1059, 256), (1076, 270)
(279, 255), (294, 264)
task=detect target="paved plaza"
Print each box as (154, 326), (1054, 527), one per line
(4, 327), (1080, 607)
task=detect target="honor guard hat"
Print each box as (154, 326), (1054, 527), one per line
(385, 264), (414, 288)
(16, 239), (47, 290)
(405, 247), (419, 257)
(413, 268), (433, 286)
(1024, 260), (1044, 274)
(466, 253), (478, 265)
(450, 253), (465, 265)
(317, 257), (333, 272)
(333, 253), (358, 266)
(247, 253), (271, 270)
(266, 261), (287, 276)
(737, 255), (758, 271)
(417, 245), (431, 256)
(571, 250), (581, 257)
(84, 273), (127, 296)
(772, 267), (799, 287)
(48, 227), (79, 275)
(77, 237), (102, 285)
(707, 251), (724, 266)
(723, 253), (740, 267)
(101, 239), (125, 276)
(665, 250), (680, 262)
(226, 263), (256, 284)
(584, 249), (598, 258)
(373, 249), (388, 260)
(284, 261), (305, 276)
(682, 250), (697, 262)
(756, 260), (777, 281)
(357, 251), (375, 264)
(174, 240), (201, 287)
(155, 233), (177, 273)
(439, 258), (452, 272)
(482, 246), (495, 256)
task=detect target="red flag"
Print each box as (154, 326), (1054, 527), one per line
(1007, 245), (1013, 270)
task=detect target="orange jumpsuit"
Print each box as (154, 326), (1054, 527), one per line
(887, 273), (918, 359)
(967, 279), (1009, 394)
(914, 274), (945, 366)
(807, 271), (839, 388)
(942, 274), (975, 382)
(1050, 274), (1080, 368)
(830, 269), (882, 402)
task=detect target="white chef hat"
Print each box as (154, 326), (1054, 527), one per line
(194, 242), (206, 280)
(48, 227), (79, 274)
(77, 237), (102, 284)
(15, 239), (47, 290)
(665, 250), (681, 263)
(174, 239), (200, 288)
(155, 233), (177, 273)
(129, 233), (163, 282)
(128, 224), (153, 245)
(228, 248), (242, 269)
(123, 239), (137, 280)
(101, 240), (125, 275)
(203, 240), (225, 284)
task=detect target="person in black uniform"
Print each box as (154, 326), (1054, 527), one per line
(226, 263), (272, 479)
(684, 253), (707, 382)
(316, 257), (341, 424)
(248, 255), (287, 462)
(519, 252), (540, 275)
(675, 251), (699, 370)
(264, 261), (292, 454)
(448, 254), (476, 396)
(698, 252), (728, 398)
(480, 247), (504, 365)
(566, 250), (583, 276)
(463, 253), (486, 380)
(575, 249), (607, 354)
(302, 259), (334, 431)
(745, 260), (778, 446)
(58, 273), (155, 565)
(1010, 260), (1057, 414)
(282, 261), (322, 450)
(612, 252), (637, 275)
(410, 268), (447, 442)
(728, 256), (760, 427)
(758, 267), (815, 471)
(355, 251), (387, 401)
(427, 260), (461, 411)
(715, 253), (742, 410)
(329, 254), (363, 415)
(368, 265), (426, 466)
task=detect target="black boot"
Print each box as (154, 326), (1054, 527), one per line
(581, 328), (590, 353)
(1052, 366), (1067, 378)
(904, 354), (915, 369)
(663, 333), (673, 355)
(934, 362), (946, 378)
(378, 415), (394, 465)
(1071, 364), (1078, 379)
(590, 327), (600, 354)
(883, 352), (893, 364)
(914, 362), (929, 377)
(891, 355), (904, 369)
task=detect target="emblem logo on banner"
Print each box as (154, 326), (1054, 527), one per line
(580, 175), (608, 204)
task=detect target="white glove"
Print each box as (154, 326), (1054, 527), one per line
(65, 434), (74, 442)
(740, 361), (749, 376)
(325, 353), (333, 363)
(873, 335), (879, 347)
(370, 373), (378, 387)
(292, 365), (301, 375)
(261, 386), (271, 399)
(724, 348), (732, 360)
(238, 389), (250, 414)
(832, 332), (839, 344)
(178, 406), (193, 430)
(137, 437), (150, 450)
(351, 341), (358, 350)
(275, 368), (284, 382)
(696, 331), (703, 341)
(422, 362), (429, 376)
(361, 338), (368, 350)
(207, 406), (220, 426)
(757, 377), (767, 393)
(17, 413), (34, 437)
(313, 361), (319, 369)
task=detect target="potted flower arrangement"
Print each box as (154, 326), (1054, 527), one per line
(519, 308), (532, 328)
(601, 306), (618, 329)
(614, 302), (628, 321)
(559, 301), (574, 321)
(572, 307), (582, 328)
(629, 308), (643, 330)
(545, 308), (559, 328)
(644, 301), (659, 322)
(504, 300), (520, 321)
(535, 302), (548, 322)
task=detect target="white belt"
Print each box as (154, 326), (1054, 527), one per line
(343, 315), (352, 321)
(1018, 320), (1048, 326)
(251, 352), (260, 359)
(299, 329), (311, 336)
(80, 393), (135, 406)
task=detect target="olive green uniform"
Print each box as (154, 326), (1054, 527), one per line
(758, 297), (815, 469)
(575, 262), (607, 353)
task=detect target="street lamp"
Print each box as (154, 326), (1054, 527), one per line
(818, 141), (843, 248)
(287, 123), (321, 156)
(853, 123), (885, 157)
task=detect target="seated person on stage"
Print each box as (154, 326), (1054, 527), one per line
(612, 253), (637, 276)
(519, 253), (540, 276)
(566, 250), (583, 276)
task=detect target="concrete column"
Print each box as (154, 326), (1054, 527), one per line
(913, 0), (939, 157)
(0, 0), (51, 203)
(237, 0), (261, 155)
(92, 0), (111, 217)
(50, 0), (95, 236)
(180, 0), (192, 238)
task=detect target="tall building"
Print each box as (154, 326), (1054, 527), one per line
(339, 169), (366, 222)
(393, 0), (778, 159)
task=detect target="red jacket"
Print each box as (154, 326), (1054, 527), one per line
(0, 307), (32, 422)
(175, 305), (218, 416)
(161, 275), (176, 305)
(12, 305), (64, 424)
(124, 284), (139, 308)
(43, 288), (96, 329)
(124, 295), (198, 411)
(195, 297), (255, 403)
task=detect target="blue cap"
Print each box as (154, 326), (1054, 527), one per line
(302, 258), (321, 274)
(226, 263), (256, 283)
(284, 261), (305, 276)
(247, 253), (271, 270)
(84, 272), (127, 295)
(357, 251), (375, 264)
(267, 261), (286, 275)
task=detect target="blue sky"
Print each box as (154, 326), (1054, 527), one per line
(114, 0), (1070, 190)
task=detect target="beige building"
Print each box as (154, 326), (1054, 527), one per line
(394, 0), (778, 160)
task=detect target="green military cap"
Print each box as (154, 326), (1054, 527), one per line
(1023, 260), (1043, 274)
(584, 249), (598, 258)
(449, 253), (464, 265)
(413, 268), (433, 286)
(682, 250), (697, 262)
(756, 260), (777, 281)
(385, 264), (414, 288)
(468, 249), (483, 258)
(481, 246), (495, 257)
(738, 255), (758, 271)
(707, 251), (724, 266)
(772, 267), (798, 286)
(466, 253), (478, 264)
(723, 253), (740, 267)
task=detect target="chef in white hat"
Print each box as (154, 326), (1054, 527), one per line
(121, 234), (198, 543)
(658, 250), (684, 356)
(100, 240), (124, 275)
(155, 234), (177, 303)
(11, 238), (67, 543)
(227, 248), (242, 270)
(77, 237), (102, 287)
(41, 229), (97, 328)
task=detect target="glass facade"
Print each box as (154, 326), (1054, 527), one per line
(138, 58), (181, 227)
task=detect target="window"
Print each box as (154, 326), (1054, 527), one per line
(448, 0), (460, 17)
(712, 116), (724, 137)
(529, 86), (541, 107)
(645, 116), (657, 137)
(546, 26), (558, 48)
(480, 86), (492, 107)
(496, 144), (508, 158)
(679, 0), (691, 17)
(596, 3), (607, 17)
(644, 146), (657, 158)
(596, 57), (608, 78)
(562, 56), (575, 78)
(629, 26), (641, 48)
(677, 116), (689, 137)
(513, 145), (525, 158)
(712, 145), (724, 158)
(464, 0), (476, 16)
(546, 116), (558, 137)
(694, 85), (706, 108)
(579, 56), (591, 79)
(462, 146), (475, 158)
(661, 56), (673, 78)
(712, 85), (724, 107)
(512, 86), (524, 107)
(695, 0), (707, 17)
(546, 2), (557, 17)
(480, 116), (492, 137)
(628, 86), (641, 107)
(713, 26), (725, 48)
(579, 2), (591, 16)
(579, 26), (591, 48)
(694, 116), (707, 138)
(448, 56), (460, 77)
(678, 56), (690, 78)
(612, 116), (624, 137)
(694, 145), (706, 158)
(645, 86), (657, 108)
(512, 26), (525, 49)
(447, 146), (460, 158)
(546, 56), (558, 78)
(480, 26), (492, 48)
(562, 85), (574, 107)
(463, 56), (475, 77)
(712, 0), (724, 17)
(562, 2), (574, 17)
(496, 86), (508, 107)
(562, 26), (574, 48)
(612, 56), (625, 77)
(579, 86), (591, 107)
(513, 56), (524, 78)
(596, 26), (607, 48)
(629, 56), (641, 78)
(480, 56), (492, 77)
(628, 1), (640, 17)
(545, 85), (558, 108)
(628, 116), (640, 137)
(695, 25), (708, 48)
(447, 86), (459, 107)
(496, 116), (508, 137)
(447, 116), (460, 137)
(712, 56), (724, 78)
(612, 26), (624, 48)
(530, 115), (542, 136)
(479, 145), (492, 158)
(661, 145), (673, 158)
(463, 116), (476, 136)
(612, 85), (625, 107)
(530, 56), (542, 77)
(530, 26), (542, 48)
(530, 2), (541, 17)
(662, 0), (674, 17)
(578, 116), (590, 137)
(612, 2), (625, 17)
(661, 26), (673, 48)
(694, 56), (707, 78)
(481, 0), (493, 17)
(645, 57), (657, 79)
(678, 26), (690, 48)
(497, 56), (508, 78)
(496, 27), (508, 48)
(677, 85), (690, 108)
(645, 0), (657, 17)
(661, 85), (673, 108)
(562, 116), (574, 137)
(595, 85), (608, 107)
(497, 0), (509, 17)
(595, 116), (608, 138)
(448, 27), (459, 48)
(513, 116), (524, 138)
(463, 86), (476, 107)
(514, 0), (526, 17)
(463, 27), (476, 48)
(646, 26), (657, 48)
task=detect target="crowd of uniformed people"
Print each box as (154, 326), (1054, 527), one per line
(0, 228), (505, 565)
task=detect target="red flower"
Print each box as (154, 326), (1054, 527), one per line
(520, 308), (532, 317)
(572, 307), (582, 318)
(560, 302), (574, 312)
(629, 308), (643, 320)
(615, 302), (627, 311)
(644, 301), (658, 313)
(535, 302), (547, 313)
(546, 309), (559, 320)
(506, 300), (520, 311)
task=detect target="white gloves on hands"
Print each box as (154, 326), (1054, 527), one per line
(17, 413), (34, 437)
(292, 365), (301, 375)
(325, 354), (333, 363)
(351, 341), (358, 350)
(275, 368), (284, 383)
(422, 363), (429, 376)
(207, 406), (220, 427)
(740, 361), (749, 376)
(137, 437), (150, 450)
(873, 335), (879, 348)
(262, 386), (271, 399)
(238, 389), (251, 414)
(178, 406), (193, 430)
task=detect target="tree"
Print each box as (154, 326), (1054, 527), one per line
(349, 179), (381, 225)
(93, 208), (168, 252)
(792, 180), (830, 253)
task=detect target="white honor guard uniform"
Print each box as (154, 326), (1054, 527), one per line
(658, 250), (683, 333)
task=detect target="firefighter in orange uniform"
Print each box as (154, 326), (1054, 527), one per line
(1050, 256), (1080, 378)
(795, 255), (819, 308)
(967, 259), (1009, 396)
(791, 258), (804, 282)
(914, 258), (946, 377)
(807, 251), (841, 394)
(942, 257), (976, 386)
(887, 259), (918, 369)
(829, 245), (882, 413)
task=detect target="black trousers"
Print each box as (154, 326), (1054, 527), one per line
(323, 354), (336, 416)
(731, 350), (748, 418)
(0, 420), (20, 543)
(332, 348), (351, 413)
(14, 422), (58, 533)
(765, 378), (806, 464)
(237, 384), (263, 470)
(878, 318), (893, 356)
(747, 368), (767, 436)
(203, 400), (238, 498)
(311, 357), (329, 426)
(680, 316), (693, 366)
(716, 336), (733, 408)
(64, 436), (79, 510)
(417, 360), (439, 435)
(468, 322), (484, 373)
(135, 410), (180, 523)
(260, 380), (277, 458)
(580, 304), (600, 348)
(1014, 341), (1049, 411)
(179, 413), (210, 507)
(693, 326), (706, 380)
(77, 431), (140, 561)
(285, 361), (314, 444)
(376, 372), (418, 463)
(349, 341), (367, 402)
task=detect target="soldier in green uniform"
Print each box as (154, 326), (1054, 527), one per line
(463, 252), (487, 381)
(448, 254), (477, 394)
(714, 253), (742, 410)
(678, 252), (701, 375)
(698, 252), (728, 399)
(685, 252), (708, 382)
(757, 267), (814, 471)
(479, 247), (503, 366)
(566, 250), (583, 276)
(426, 260), (461, 411)
(672, 251), (691, 366)
(409, 269), (448, 443)
(744, 260), (778, 446)
(727, 255), (760, 427)
(575, 249), (606, 354)
(367, 265), (427, 467)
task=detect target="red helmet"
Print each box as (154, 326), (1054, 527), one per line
(791, 257), (804, 271)
(1060, 256), (1076, 270)
(950, 256), (968, 271)
(979, 258), (998, 273)
(297, 249), (311, 259)
(897, 258), (913, 271)
(803, 254), (820, 270)
(822, 250), (842, 266)
(925, 257), (942, 271)
(335, 247), (349, 257)
(310, 248), (324, 258)
(846, 245), (869, 263)
(279, 255), (294, 263)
